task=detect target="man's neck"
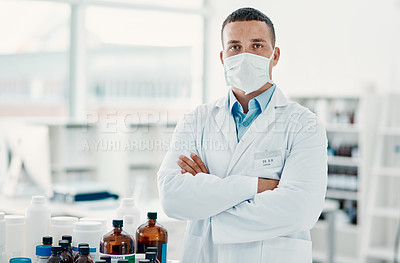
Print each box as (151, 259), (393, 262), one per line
(232, 83), (273, 113)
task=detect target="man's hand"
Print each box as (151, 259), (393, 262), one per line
(178, 153), (209, 176)
(257, 178), (280, 193)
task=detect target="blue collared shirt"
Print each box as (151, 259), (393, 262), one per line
(229, 84), (276, 141)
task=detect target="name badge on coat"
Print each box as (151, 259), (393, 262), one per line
(254, 150), (282, 169)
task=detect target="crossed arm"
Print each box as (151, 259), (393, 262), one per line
(177, 153), (280, 194)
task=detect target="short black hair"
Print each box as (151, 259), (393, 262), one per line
(221, 7), (276, 47)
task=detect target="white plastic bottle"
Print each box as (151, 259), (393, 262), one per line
(0, 212), (6, 263)
(122, 215), (136, 236)
(72, 221), (102, 260)
(25, 196), (51, 260)
(79, 217), (108, 235)
(5, 215), (25, 261)
(116, 198), (141, 233)
(50, 216), (78, 244)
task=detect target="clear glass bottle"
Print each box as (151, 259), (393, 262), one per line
(59, 240), (73, 263)
(99, 220), (135, 262)
(136, 213), (167, 263)
(47, 246), (62, 263)
(75, 246), (94, 263)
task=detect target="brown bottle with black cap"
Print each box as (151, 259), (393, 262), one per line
(75, 246), (93, 263)
(99, 219), (135, 262)
(136, 212), (167, 263)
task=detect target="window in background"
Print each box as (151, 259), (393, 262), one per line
(86, 7), (204, 111)
(0, 1), (70, 117)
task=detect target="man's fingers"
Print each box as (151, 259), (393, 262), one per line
(179, 155), (202, 174)
(177, 159), (196, 175)
(190, 153), (209, 173)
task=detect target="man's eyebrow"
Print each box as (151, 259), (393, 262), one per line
(251, 38), (267, 42)
(227, 40), (241, 45)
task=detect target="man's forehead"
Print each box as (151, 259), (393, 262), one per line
(222, 20), (271, 42)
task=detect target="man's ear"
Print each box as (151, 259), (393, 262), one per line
(272, 47), (280, 66)
(220, 51), (224, 65)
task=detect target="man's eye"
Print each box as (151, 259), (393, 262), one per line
(230, 45), (240, 51)
(253, 44), (262, 49)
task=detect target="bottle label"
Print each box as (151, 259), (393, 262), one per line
(161, 243), (167, 263)
(99, 253), (135, 263)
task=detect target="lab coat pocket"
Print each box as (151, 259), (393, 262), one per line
(261, 236), (312, 263)
(247, 149), (284, 179)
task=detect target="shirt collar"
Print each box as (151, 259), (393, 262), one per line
(229, 84), (276, 114)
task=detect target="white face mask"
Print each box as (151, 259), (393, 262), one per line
(223, 50), (275, 94)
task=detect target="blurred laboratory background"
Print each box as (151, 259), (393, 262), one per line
(0, 0), (400, 262)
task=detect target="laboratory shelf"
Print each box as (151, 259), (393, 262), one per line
(328, 156), (360, 167)
(326, 189), (358, 201)
(325, 123), (360, 133)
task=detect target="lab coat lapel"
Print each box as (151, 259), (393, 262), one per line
(211, 96), (238, 154)
(226, 88), (288, 175)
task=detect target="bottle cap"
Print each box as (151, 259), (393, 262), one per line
(113, 219), (123, 228)
(78, 243), (89, 248)
(147, 212), (157, 220)
(145, 252), (157, 260)
(9, 258), (32, 263)
(138, 260), (150, 263)
(43, 236), (53, 245)
(78, 246), (90, 255)
(121, 198), (135, 207)
(35, 245), (51, 256)
(59, 240), (69, 249)
(99, 255), (111, 263)
(61, 235), (72, 244)
(31, 196), (46, 205)
(146, 247), (158, 254)
(51, 246), (62, 255)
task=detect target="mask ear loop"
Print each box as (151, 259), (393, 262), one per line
(269, 47), (275, 60)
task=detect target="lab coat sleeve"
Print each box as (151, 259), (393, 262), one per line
(157, 107), (258, 221)
(211, 112), (328, 243)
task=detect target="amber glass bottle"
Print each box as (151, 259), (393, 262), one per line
(75, 246), (93, 263)
(136, 212), (167, 263)
(47, 246), (62, 263)
(59, 240), (73, 263)
(99, 220), (135, 262)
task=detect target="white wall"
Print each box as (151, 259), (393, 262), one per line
(204, 0), (400, 102)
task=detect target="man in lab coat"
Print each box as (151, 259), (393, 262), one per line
(158, 7), (327, 263)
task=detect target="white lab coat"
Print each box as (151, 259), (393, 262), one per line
(157, 87), (327, 263)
